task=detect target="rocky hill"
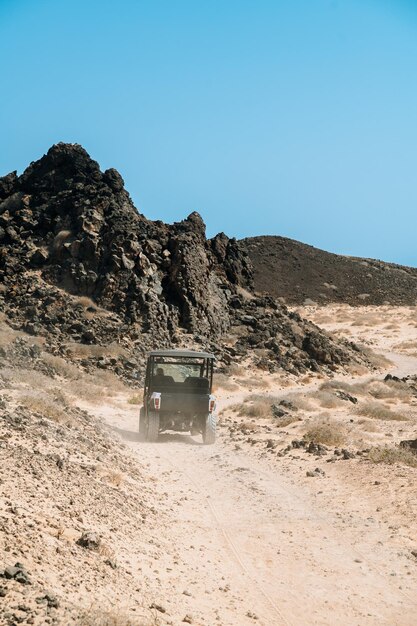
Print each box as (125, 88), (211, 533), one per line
(0, 144), (368, 376)
(242, 236), (417, 306)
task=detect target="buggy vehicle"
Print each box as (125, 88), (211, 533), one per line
(139, 350), (217, 444)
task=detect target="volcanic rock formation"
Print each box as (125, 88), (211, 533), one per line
(242, 235), (417, 306)
(0, 143), (367, 377)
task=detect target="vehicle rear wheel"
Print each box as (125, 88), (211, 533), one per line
(139, 407), (147, 440)
(203, 413), (216, 445)
(147, 410), (160, 442)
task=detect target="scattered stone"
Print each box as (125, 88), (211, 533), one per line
(271, 405), (287, 418)
(335, 390), (358, 404)
(76, 531), (101, 551)
(246, 610), (259, 620)
(400, 439), (417, 453)
(306, 467), (325, 478)
(3, 563), (31, 585)
(306, 442), (328, 456)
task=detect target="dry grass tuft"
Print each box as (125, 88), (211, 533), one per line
(18, 393), (68, 424)
(102, 470), (124, 487)
(65, 342), (127, 360)
(213, 373), (239, 391)
(367, 379), (411, 401)
(41, 353), (82, 380)
(275, 414), (300, 428)
(232, 393), (282, 419)
(280, 393), (314, 411)
(357, 419), (380, 433)
(75, 296), (98, 310)
(237, 421), (258, 433)
(367, 445), (417, 468)
(304, 418), (347, 446)
(356, 401), (408, 421)
(359, 346), (392, 369)
(128, 395), (142, 405)
(312, 390), (345, 409)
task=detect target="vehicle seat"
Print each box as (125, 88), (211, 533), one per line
(151, 375), (175, 389)
(183, 376), (210, 393)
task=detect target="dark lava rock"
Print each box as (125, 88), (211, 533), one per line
(335, 390), (358, 404)
(400, 439), (417, 453)
(242, 235), (417, 306)
(306, 442), (328, 456)
(76, 531), (101, 551)
(271, 404), (287, 418)
(3, 563), (31, 585)
(0, 143), (369, 379)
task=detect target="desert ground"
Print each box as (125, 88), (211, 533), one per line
(1, 305), (417, 625)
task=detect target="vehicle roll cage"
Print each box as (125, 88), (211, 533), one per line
(143, 351), (215, 400)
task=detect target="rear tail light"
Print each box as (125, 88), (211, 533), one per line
(154, 397), (160, 410)
(209, 397), (216, 413)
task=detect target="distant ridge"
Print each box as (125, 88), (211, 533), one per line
(241, 235), (417, 306)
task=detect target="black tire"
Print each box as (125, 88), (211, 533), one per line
(147, 410), (160, 442)
(139, 407), (147, 440)
(203, 413), (216, 445)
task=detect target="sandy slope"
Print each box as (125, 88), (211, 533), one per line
(97, 313), (417, 626)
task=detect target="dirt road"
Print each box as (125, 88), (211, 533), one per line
(101, 372), (417, 626)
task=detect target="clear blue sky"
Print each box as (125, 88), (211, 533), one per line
(1, 0), (417, 265)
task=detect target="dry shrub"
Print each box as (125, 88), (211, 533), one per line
(359, 346), (392, 369)
(238, 376), (270, 390)
(233, 393), (281, 419)
(320, 378), (370, 397)
(233, 401), (271, 419)
(312, 390), (344, 409)
(65, 379), (105, 403)
(65, 341), (127, 359)
(367, 379), (410, 401)
(41, 352), (81, 380)
(357, 419), (380, 433)
(128, 395), (142, 405)
(0, 367), (52, 390)
(276, 414), (300, 428)
(237, 421), (258, 432)
(212, 373), (239, 391)
(18, 393), (68, 423)
(94, 369), (126, 392)
(75, 296), (98, 310)
(304, 418), (347, 446)
(227, 362), (245, 376)
(102, 470), (124, 487)
(356, 401), (407, 421)
(280, 392), (314, 411)
(368, 445), (417, 468)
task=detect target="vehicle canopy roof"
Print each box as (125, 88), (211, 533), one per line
(148, 349), (216, 360)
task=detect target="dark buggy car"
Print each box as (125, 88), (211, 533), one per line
(139, 350), (217, 444)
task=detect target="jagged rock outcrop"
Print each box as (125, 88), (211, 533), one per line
(0, 143), (368, 378)
(0, 143), (251, 342)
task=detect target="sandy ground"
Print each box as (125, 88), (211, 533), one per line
(2, 304), (417, 625)
(91, 306), (417, 626)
